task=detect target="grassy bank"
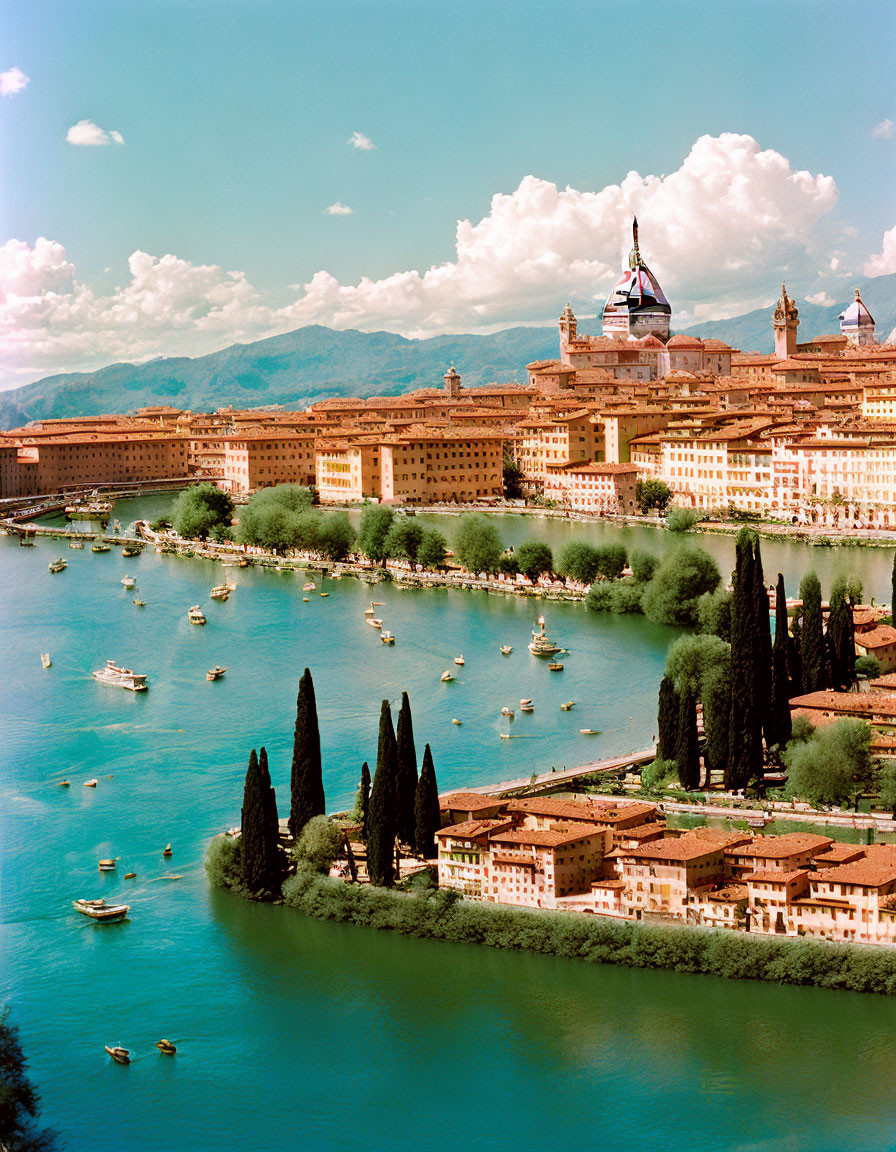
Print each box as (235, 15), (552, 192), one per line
(231, 856), (896, 996)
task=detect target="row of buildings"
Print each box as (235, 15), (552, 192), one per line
(3, 222), (895, 520)
(436, 791), (896, 945)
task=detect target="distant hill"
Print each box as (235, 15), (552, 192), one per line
(680, 272), (896, 353)
(3, 271), (895, 427)
(0, 325), (558, 428)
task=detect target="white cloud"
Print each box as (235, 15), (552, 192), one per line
(65, 119), (124, 146)
(348, 130), (375, 151)
(0, 134), (844, 389)
(806, 291), (834, 306)
(325, 202), (353, 216)
(872, 118), (894, 140)
(865, 226), (896, 276)
(0, 66), (29, 96)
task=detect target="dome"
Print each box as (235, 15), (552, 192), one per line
(603, 217), (670, 317)
(839, 290), (875, 329)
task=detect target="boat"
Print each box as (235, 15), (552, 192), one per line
(124, 872), (136, 879)
(579, 729), (602, 735)
(454, 655), (465, 665)
(209, 585), (230, 600)
(105, 1045), (130, 1064)
(238, 558), (250, 568)
(747, 816), (768, 829)
(500, 645), (512, 655)
(302, 597), (309, 602)
(441, 671), (455, 682)
(93, 660), (148, 691)
(452, 718), (462, 726)
(520, 702), (535, 713)
(367, 618), (383, 629)
(206, 666), (226, 681)
(162, 844), (172, 858)
(18, 534), (35, 546)
(98, 859), (117, 872)
(319, 591), (329, 597)
(133, 598), (147, 607)
(48, 558), (67, 573)
(303, 582), (316, 591)
(156, 1039), (177, 1055)
(528, 615), (561, 656)
(91, 542), (111, 553)
(66, 500), (112, 521)
(83, 779), (98, 787)
(364, 601), (384, 615)
(560, 701), (575, 711)
(188, 605), (207, 625)
(381, 631), (395, 645)
(73, 899), (129, 923)
(69, 540), (84, 549)
(41, 653), (51, 669)
(501, 707), (514, 718)
(519, 698), (533, 708)
(548, 662), (564, 672)
(58, 779), (70, 787)
(500, 733), (513, 740)
(121, 545), (142, 557)
(121, 575), (136, 589)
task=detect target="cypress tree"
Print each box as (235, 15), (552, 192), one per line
(892, 551), (896, 621)
(414, 743), (440, 859)
(799, 572), (827, 693)
(241, 749), (267, 894)
(727, 533), (762, 791)
(395, 692), (419, 847)
(770, 574), (793, 748)
(657, 675), (679, 762)
(357, 761), (371, 839)
(701, 664), (730, 788)
(752, 538), (774, 746)
(289, 667), (325, 838)
(788, 612), (804, 697)
(258, 746), (282, 886)
(367, 700), (398, 886)
(827, 577), (855, 690)
(675, 689), (700, 791)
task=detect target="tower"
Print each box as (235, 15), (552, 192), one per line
(773, 283), (799, 359)
(839, 289), (875, 346)
(443, 364), (461, 399)
(559, 302), (577, 353)
(602, 216), (671, 341)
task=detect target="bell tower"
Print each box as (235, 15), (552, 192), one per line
(559, 302), (577, 356)
(443, 364), (461, 399)
(773, 283), (799, 359)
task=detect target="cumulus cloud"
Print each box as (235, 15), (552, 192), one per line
(1, 134), (844, 388)
(0, 66), (29, 96)
(348, 130), (375, 151)
(865, 226), (896, 276)
(806, 291), (835, 306)
(325, 202), (353, 216)
(872, 119), (894, 140)
(66, 119), (124, 146)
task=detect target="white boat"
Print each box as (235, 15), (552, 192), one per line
(73, 898), (129, 922)
(41, 653), (51, 669)
(121, 575), (136, 589)
(381, 631), (395, 645)
(560, 701), (575, 711)
(83, 779), (98, 788)
(520, 702), (535, 713)
(500, 645), (512, 655)
(454, 655), (465, 665)
(528, 615), (561, 656)
(49, 558), (67, 573)
(452, 718), (462, 726)
(188, 606), (207, 625)
(367, 618), (383, 629)
(519, 698), (533, 707)
(98, 859), (117, 872)
(209, 585), (230, 600)
(303, 581), (316, 591)
(206, 666), (227, 681)
(133, 599), (147, 607)
(501, 707), (514, 718)
(441, 670), (455, 682)
(69, 540), (84, 549)
(92, 659), (148, 691)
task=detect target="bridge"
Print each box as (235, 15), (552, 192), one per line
(463, 745), (656, 798)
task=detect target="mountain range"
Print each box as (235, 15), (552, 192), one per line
(3, 272), (894, 429)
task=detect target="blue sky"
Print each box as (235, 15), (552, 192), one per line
(1, 0), (894, 386)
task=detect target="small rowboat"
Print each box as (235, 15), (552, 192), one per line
(302, 597), (309, 602)
(380, 631), (395, 645)
(206, 666), (227, 681)
(41, 653), (52, 669)
(209, 585), (230, 600)
(560, 701), (575, 711)
(548, 662), (564, 671)
(452, 718), (462, 726)
(500, 645), (512, 655)
(303, 582), (316, 591)
(519, 703), (534, 713)
(121, 575), (136, 589)
(501, 707), (514, 718)
(454, 655), (465, 665)
(162, 844), (172, 858)
(121, 546), (142, 558)
(133, 598), (147, 607)
(49, 558), (67, 573)
(83, 779), (98, 788)
(441, 671), (455, 683)
(519, 698), (533, 708)
(74, 899), (129, 922)
(188, 605), (207, 625)
(124, 872), (136, 879)
(58, 779), (70, 787)
(579, 729), (602, 735)
(367, 618), (383, 629)
(156, 1039), (177, 1055)
(69, 540), (84, 549)
(98, 859), (118, 872)
(92, 543), (111, 553)
(105, 1045), (130, 1064)
(319, 591), (329, 597)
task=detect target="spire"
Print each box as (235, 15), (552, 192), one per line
(628, 215), (642, 270)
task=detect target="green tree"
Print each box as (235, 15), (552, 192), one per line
(414, 743), (440, 859)
(856, 654), (882, 679)
(788, 612), (804, 697)
(498, 553), (520, 577)
(665, 632), (731, 788)
(517, 540), (553, 581)
(454, 513), (503, 574)
(640, 757), (676, 790)
(877, 762), (896, 818)
(799, 572), (828, 693)
(357, 505), (396, 565)
(502, 448), (524, 499)
(316, 513), (355, 561)
(827, 577), (855, 690)
(892, 552), (896, 620)
(172, 483), (234, 540)
(726, 531), (763, 791)
(367, 700), (398, 886)
(697, 588), (732, 641)
(702, 663), (731, 786)
(666, 506), (702, 533)
(594, 543), (628, 580)
(641, 544), (721, 627)
(629, 549), (658, 584)
(657, 675), (679, 763)
(636, 478), (672, 513)
(676, 689), (700, 790)
(784, 718), (874, 808)
(395, 692), (419, 846)
(293, 815), (344, 874)
(0, 1008), (59, 1152)
(241, 747), (281, 895)
(384, 517), (424, 564)
(557, 541), (601, 585)
(258, 747), (282, 876)
(289, 667), (325, 838)
(770, 574), (793, 747)
(417, 527), (447, 570)
(356, 761), (371, 838)
(751, 535), (774, 747)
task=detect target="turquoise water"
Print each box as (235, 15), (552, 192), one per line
(5, 498), (896, 1150)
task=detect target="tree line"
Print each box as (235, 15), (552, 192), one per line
(208, 667), (441, 898)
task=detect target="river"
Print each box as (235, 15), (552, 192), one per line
(3, 496), (896, 1150)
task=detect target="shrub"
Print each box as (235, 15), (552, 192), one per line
(454, 514), (503, 574)
(417, 527), (447, 570)
(205, 834), (245, 892)
(855, 654), (882, 679)
(557, 541), (600, 584)
(641, 757), (676, 790)
(517, 540), (553, 581)
(172, 483), (234, 540)
(641, 544), (721, 628)
(293, 816), (345, 874)
(666, 507), (702, 533)
(629, 549), (658, 583)
(594, 543), (628, 580)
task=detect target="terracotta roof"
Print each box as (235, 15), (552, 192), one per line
(856, 626), (896, 651)
(435, 818), (512, 841)
(489, 823), (606, 848)
(624, 833), (731, 863)
(439, 792), (507, 812)
(813, 862), (896, 888)
(790, 690), (896, 715)
(745, 869), (810, 884)
(812, 843), (866, 865)
(506, 797), (656, 824)
(727, 833), (833, 859)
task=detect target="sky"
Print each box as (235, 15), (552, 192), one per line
(1, 0), (894, 389)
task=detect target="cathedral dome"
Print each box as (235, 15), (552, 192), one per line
(602, 218), (671, 341)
